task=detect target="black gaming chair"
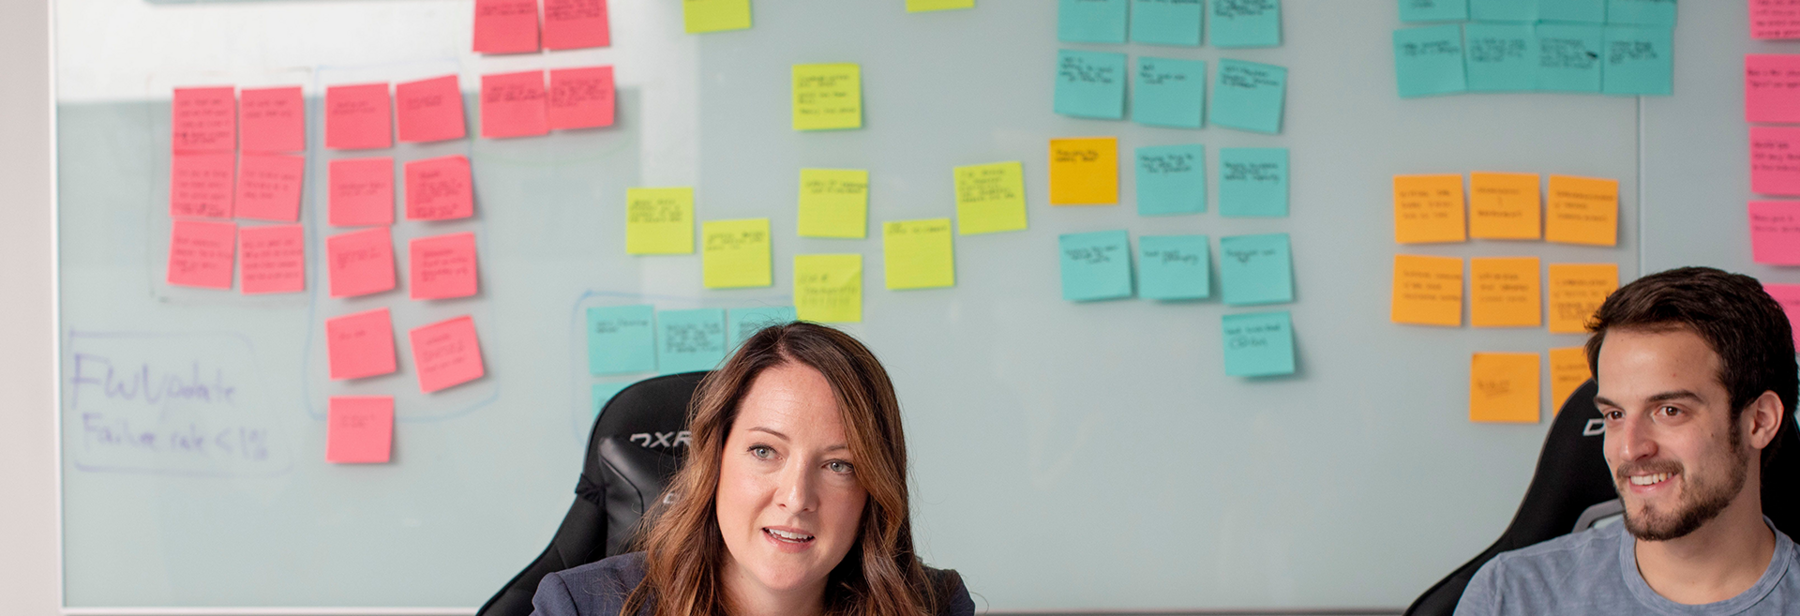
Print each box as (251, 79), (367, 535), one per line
(478, 372), (707, 616)
(1405, 379), (1800, 616)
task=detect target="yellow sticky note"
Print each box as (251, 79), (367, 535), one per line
(798, 169), (868, 238)
(1471, 352), (1541, 423)
(793, 64), (862, 131)
(883, 218), (955, 290)
(1049, 137), (1119, 206)
(1469, 172), (1541, 240)
(702, 219), (772, 288)
(1546, 175), (1619, 246)
(683, 0), (752, 34)
(1391, 254), (1464, 327)
(626, 187), (694, 255)
(794, 254), (862, 323)
(1393, 174), (1467, 244)
(1470, 257), (1541, 328)
(954, 162), (1028, 234)
(1547, 263), (1619, 334)
(1549, 346), (1592, 414)
(907, 0), (974, 11)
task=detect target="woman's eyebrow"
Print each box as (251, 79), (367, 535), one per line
(747, 426), (789, 440)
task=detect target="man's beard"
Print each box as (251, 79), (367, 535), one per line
(1617, 428), (1749, 541)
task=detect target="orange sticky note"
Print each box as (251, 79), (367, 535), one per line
(170, 152), (235, 219)
(171, 86), (235, 152)
(481, 71), (549, 139)
(326, 396), (394, 464)
(239, 86), (303, 153)
(1393, 174), (1467, 243)
(235, 153), (304, 222)
(1048, 137), (1119, 205)
(1549, 346), (1592, 413)
(326, 307), (397, 380)
(396, 75), (467, 144)
(239, 224), (305, 295)
(1545, 175), (1618, 246)
(1471, 352), (1541, 423)
(409, 232), (479, 300)
(1391, 254), (1464, 327)
(473, 0), (541, 54)
(404, 155), (474, 221)
(167, 220), (236, 289)
(549, 66), (616, 130)
(328, 157), (394, 227)
(325, 83), (393, 150)
(409, 315), (486, 393)
(1470, 257), (1541, 328)
(543, 0), (611, 50)
(1468, 172), (1541, 240)
(1546, 263), (1618, 334)
(326, 227), (396, 298)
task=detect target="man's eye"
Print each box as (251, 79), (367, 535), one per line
(1603, 410), (1623, 420)
(1659, 406), (1682, 417)
(826, 460), (854, 474)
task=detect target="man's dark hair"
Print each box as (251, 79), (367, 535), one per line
(1584, 266), (1798, 470)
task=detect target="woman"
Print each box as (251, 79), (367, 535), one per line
(531, 322), (975, 616)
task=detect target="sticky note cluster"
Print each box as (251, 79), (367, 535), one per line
(324, 310), (488, 392)
(1393, 21), (1673, 97)
(1059, 0), (1282, 47)
(587, 305), (796, 377)
(1390, 255), (1618, 333)
(1053, 51), (1287, 134)
(482, 67), (617, 138)
(1393, 173), (1618, 246)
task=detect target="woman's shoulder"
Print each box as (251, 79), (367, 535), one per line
(922, 565), (976, 616)
(530, 552), (648, 616)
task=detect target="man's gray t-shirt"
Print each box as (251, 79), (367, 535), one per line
(1455, 519), (1800, 616)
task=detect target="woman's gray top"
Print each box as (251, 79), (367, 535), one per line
(530, 551), (976, 616)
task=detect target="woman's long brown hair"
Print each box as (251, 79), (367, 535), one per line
(620, 322), (941, 616)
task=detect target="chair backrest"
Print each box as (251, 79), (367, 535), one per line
(477, 372), (705, 616)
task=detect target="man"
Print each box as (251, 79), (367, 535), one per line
(1456, 267), (1800, 615)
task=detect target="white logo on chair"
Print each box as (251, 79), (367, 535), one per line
(1583, 419), (1605, 436)
(630, 431), (693, 449)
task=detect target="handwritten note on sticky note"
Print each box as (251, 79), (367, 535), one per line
(1547, 263), (1617, 333)
(171, 86), (235, 152)
(1601, 25), (1674, 96)
(1138, 234), (1210, 300)
(1752, 127), (1800, 196)
(170, 152), (235, 219)
(1209, 0), (1282, 48)
(1545, 175), (1618, 246)
(592, 382), (630, 419)
(702, 218), (773, 288)
(1392, 254), (1464, 327)
(409, 316), (485, 393)
(1746, 55), (1800, 123)
(1393, 25), (1468, 98)
(1219, 147), (1288, 218)
(326, 396), (393, 464)
(626, 187), (695, 255)
(883, 218), (956, 290)
(1763, 283), (1800, 348)
(1059, 230), (1134, 302)
(1471, 352), (1540, 423)
(1401, 0), (1469, 21)
(1540, 0), (1604, 22)
(729, 306), (797, 346)
(473, 0), (540, 54)
(1753, 0), (1800, 39)
(481, 71), (549, 138)
(793, 64), (862, 131)
(908, 0), (974, 11)
(1222, 311), (1295, 377)
(1393, 174), (1467, 244)
(1536, 23), (1605, 92)
(794, 254), (863, 322)
(798, 169), (868, 238)
(1049, 137), (1119, 206)
(1132, 0), (1203, 46)
(1055, 50), (1128, 120)
(409, 232), (479, 300)
(1059, 0), (1128, 43)
(404, 155), (474, 221)
(1465, 22), (1537, 92)
(1607, 0), (1675, 26)
(955, 162), (1028, 234)
(1136, 144), (1206, 216)
(1549, 346), (1592, 412)
(1751, 201), (1800, 265)
(325, 83), (392, 150)
(239, 86), (302, 153)
(1210, 59), (1286, 134)
(236, 153), (304, 222)
(657, 308), (728, 374)
(588, 305), (657, 374)
(326, 308), (397, 380)
(1469, 172), (1541, 239)
(1470, 0), (1534, 20)
(168, 220), (236, 289)
(329, 157), (394, 227)
(1135, 57), (1206, 129)
(396, 75), (466, 143)
(239, 224), (305, 295)
(1470, 257), (1541, 328)
(1219, 233), (1293, 306)
(549, 66), (616, 130)
(684, 0), (752, 33)
(544, 0), (611, 50)
(326, 226), (396, 298)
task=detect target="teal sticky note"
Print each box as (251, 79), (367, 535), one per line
(1059, 0), (1129, 43)
(1218, 148), (1288, 218)
(1400, 0), (1468, 22)
(587, 305), (657, 375)
(1218, 233), (1293, 306)
(1606, 0), (1675, 26)
(727, 306), (796, 347)
(1601, 25), (1673, 96)
(1465, 22), (1538, 92)
(1469, 0), (1534, 21)
(656, 308), (727, 374)
(1059, 230), (1134, 302)
(1138, 235), (1210, 300)
(1210, 59), (1286, 134)
(1131, 0), (1202, 46)
(1136, 144), (1206, 216)
(1394, 25), (1468, 98)
(1221, 311), (1295, 377)
(591, 382), (632, 420)
(1538, 0), (1605, 22)
(1209, 0), (1281, 48)
(1134, 57), (1206, 129)
(1055, 50), (1128, 120)
(1536, 23), (1604, 92)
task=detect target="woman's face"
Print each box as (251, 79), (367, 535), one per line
(716, 362), (868, 600)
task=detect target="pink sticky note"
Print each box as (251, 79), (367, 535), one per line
(1753, 0), (1800, 40)
(1766, 283), (1800, 349)
(549, 66), (616, 130)
(170, 152), (235, 219)
(240, 86), (304, 153)
(326, 226), (397, 298)
(168, 220), (237, 289)
(473, 0), (541, 54)
(1752, 126), (1800, 196)
(329, 157), (395, 227)
(1751, 201), (1800, 265)
(326, 307), (398, 380)
(325, 83), (393, 150)
(1746, 55), (1800, 123)
(480, 71), (549, 139)
(410, 232), (479, 300)
(396, 75), (467, 144)
(239, 224), (306, 295)
(171, 86), (236, 152)
(404, 155), (474, 221)
(409, 315), (486, 393)
(236, 153), (305, 222)
(543, 0), (610, 50)
(327, 396), (394, 463)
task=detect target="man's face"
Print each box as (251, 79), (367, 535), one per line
(1596, 328), (1752, 542)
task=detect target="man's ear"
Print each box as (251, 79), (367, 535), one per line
(1745, 391), (1785, 451)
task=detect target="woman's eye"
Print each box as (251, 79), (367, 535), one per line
(750, 446), (774, 459)
(826, 460), (854, 474)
